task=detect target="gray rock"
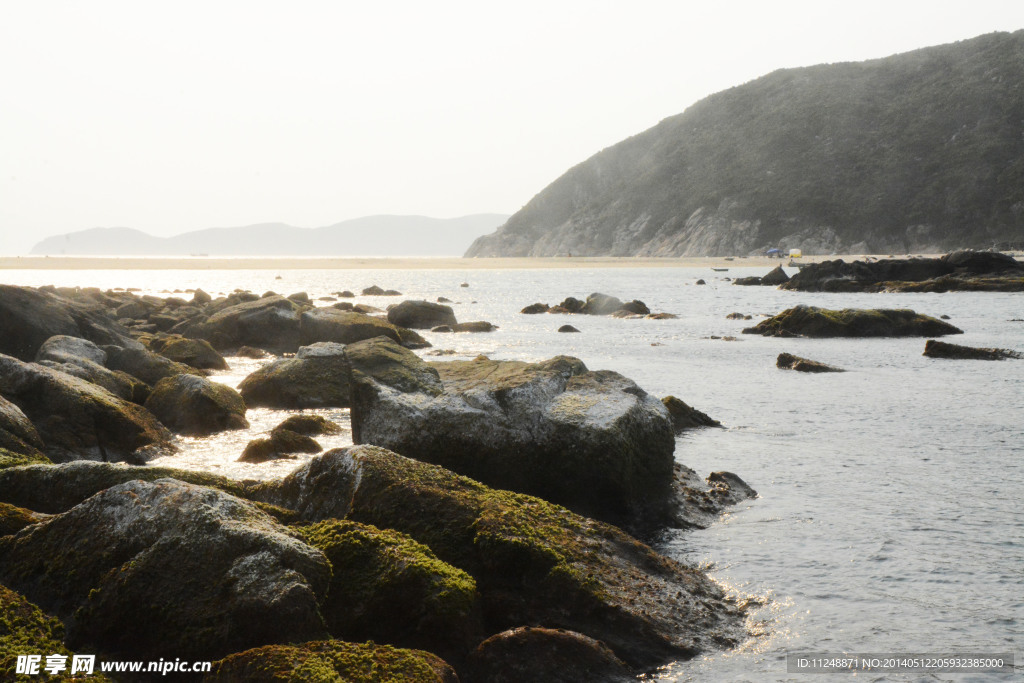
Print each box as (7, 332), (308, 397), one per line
(743, 305), (963, 337)
(35, 335), (108, 366)
(103, 344), (204, 385)
(298, 308), (409, 347)
(386, 300), (458, 329)
(661, 396), (723, 430)
(0, 478), (330, 660)
(238, 342), (352, 409)
(581, 293), (623, 315)
(776, 352), (845, 372)
(182, 295), (306, 353)
(156, 336), (229, 370)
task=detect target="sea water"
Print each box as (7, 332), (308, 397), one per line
(3, 265), (1021, 681)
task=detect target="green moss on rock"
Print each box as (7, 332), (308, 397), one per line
(0, 448), (50, 471)
(298, 520), (481, 661)
(743, 304), (963, 337)
(204, 640), (458, 683)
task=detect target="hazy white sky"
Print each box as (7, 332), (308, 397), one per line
(2, 0), (1023, 254)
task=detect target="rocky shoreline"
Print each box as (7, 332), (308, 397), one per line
(0, 282), (754, 681)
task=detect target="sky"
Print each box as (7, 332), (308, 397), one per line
(2, 1), (1024, 255)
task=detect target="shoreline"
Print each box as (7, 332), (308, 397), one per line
(0, 254), (940, 271)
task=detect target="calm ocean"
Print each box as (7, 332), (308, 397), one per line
(4, 265), (1021, 681)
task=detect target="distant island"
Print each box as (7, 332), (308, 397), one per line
(30, 214), (508, 257)
(467, 30), (1024, 258)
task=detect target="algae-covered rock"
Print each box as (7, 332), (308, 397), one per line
(0, 395), (45, 457)
(662, 396), (723, 431)
(345, 336), (443, 396)
(35, 335), (108, 366)
(298, 520), (482, 662)
(0, 503), (47, 537)
(742, 305), (963, 337)
(0, 479), (331, 660)
(465, 627), (634, 683)
(183, 295), (306, 353)
(386, 300), (458, 330)
(299, 308), (419, 348)
(239, 342), (352, 409)
(239, 430), (322, 464)
(0, 448), (50, 472)
(35, 358), (150, 404)
(103, 344), (204, 385)
(349, 342), (675, 532)
(0, 354), (173, 462)
(923, 339), (1022, 360)
(0, 460), (248, 514)
(521, 303), (550, 314)
(776, 352), (846, 372)
(255, 446), (747, 669)
(144, 374), (249, 436)
(205, 640), (458, 683)
(157, 336), (229, 370)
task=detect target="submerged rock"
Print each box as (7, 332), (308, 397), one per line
(923, 339), (1022, 360)
(238, 429), (321, 463)
(253, 445), (747, 670)
(348, 338), (676, 531)
(450, 321), (497, 333)
(521, 303), (550, 314)
(558, 324), (581, 333)
(776, 352), (845, 373)
(465, 627), (634, 683)
(206, 640), (458, 683)
(743, 305), (963, 337)
(0, 479), (331, 661)
(144, 374), (249, 436)
(239, 342), (352, 409)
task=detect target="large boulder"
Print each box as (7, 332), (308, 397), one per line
(0, 285), (135, 362)
(580, 292), (623, 315)
(144, 374), (249, 436)
(387, 300), (458, 329)
(923, 339), (1022, 360)
(35, 335), (108, 366)
(297, 519), (482, 662)
(0, 394), (45, 457)
(759, 265), (791, 286)
(742, 305), (963, 337)
(661, 396), (722, 431)
(156, 336), (229, 370)
(36, 335), (149, 402)
(103, 344), (204, 385)
(0, 354), (173, 462)
(298, 308), (426, 348)
(183, 295), (306, 353)
(347, 338), (675, 531)
(238, 342), (352, 409)
(0, 479), (331, 661)
(238, 430), (321, 463)
(253, 446), (747, 669)
(206, 640), (458, 683)
(465, 627), (634, 683)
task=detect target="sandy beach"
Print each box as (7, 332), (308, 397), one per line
(0, 254), (914, 271)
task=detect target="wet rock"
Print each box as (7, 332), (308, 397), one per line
(234, 345), (268, 359)
(0, 502), (48, 536)
(144, 374), (249, 436)
(192, 288), (212, 305)
(337, 290), (355, 298)
(253, 446), (747, 669)
(387, 300), (458, 330)
(671, 464), (758, 529)
(646, 312), (678, 319)
(298, 519), (482, 663)
(760, 265), (790, 286)
(732, 276), (762, 285)
(726, 312), (751, 320)
(521, 303), (550, 314)
(0, 479), (331, 660)
(238, 342), (352, 409)
(271, 414), (342, 437)
(776, 352), (845, 372)
(556, 296), (585, 313)
(287, 292), (310, 303)
(35, 335), (108, 366)
(923, 339), (1022, 360)
(238, 429), (321, 463)
(432, 325), (453, 333)
(0, 585), (82, 675)
(299, 307), (423, 348)
(695, 279), (706, 285)
(465, 627), (634, 683)
(581, 293), (623, 315)
(0, 285), (136, 362)
(206, 640), (458, 683)
(362, 285), (403, 296)
(0, 449), (50, 472)
(558, 325), (581, 333)
(156, 337), (229, 370)
(34, 358), (149, 404)
(617, 300), (651, 315)
(0, 354), (173, 462)
(348, 339), (676, 532)
(0, 395), (45, 457)
(743, 305), (963, 338)
(437, 296), (453, 303)
(662, 396), (722, 430)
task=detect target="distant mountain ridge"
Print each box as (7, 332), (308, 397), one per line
(467, 31), (1024, 257)
(30, 214), (509, 257)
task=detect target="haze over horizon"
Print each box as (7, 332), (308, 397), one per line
(3, 0), (1024, 255)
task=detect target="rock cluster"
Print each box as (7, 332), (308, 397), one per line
(743, 305), (963, 338)
(521, 292), (671, 319)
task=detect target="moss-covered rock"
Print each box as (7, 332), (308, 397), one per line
(299, 308), (414, 348)
(204, 640), (458, 683)
(386, 301), (457, 330)
(239, 343), (352, 409)
(0, 503), (47, 537)
(182, 295), (307, 353)
(255, 446), (747, 669)
(103, 344), (204, 386)
(662, 396), (723, 430)
(0, 395), (45, 457)
(157, 336), (229, 370)
(0, 354), (173, 462)
(144, 374), (249, 436)
(345, 336), (442, 396)
(0, 479), (331, 661)
(239, 430), (322, 464)
(742, 305), (963, 337)
(298, 520), (481, 662)
(0, 460), (249, 514)
(923, 339), (1022, 360)
(776, 352), (846, 372)
(34, 358), (150, 404)
(0, 448), (50, 471)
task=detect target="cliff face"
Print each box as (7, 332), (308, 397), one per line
(467, 31), (1024, 257)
